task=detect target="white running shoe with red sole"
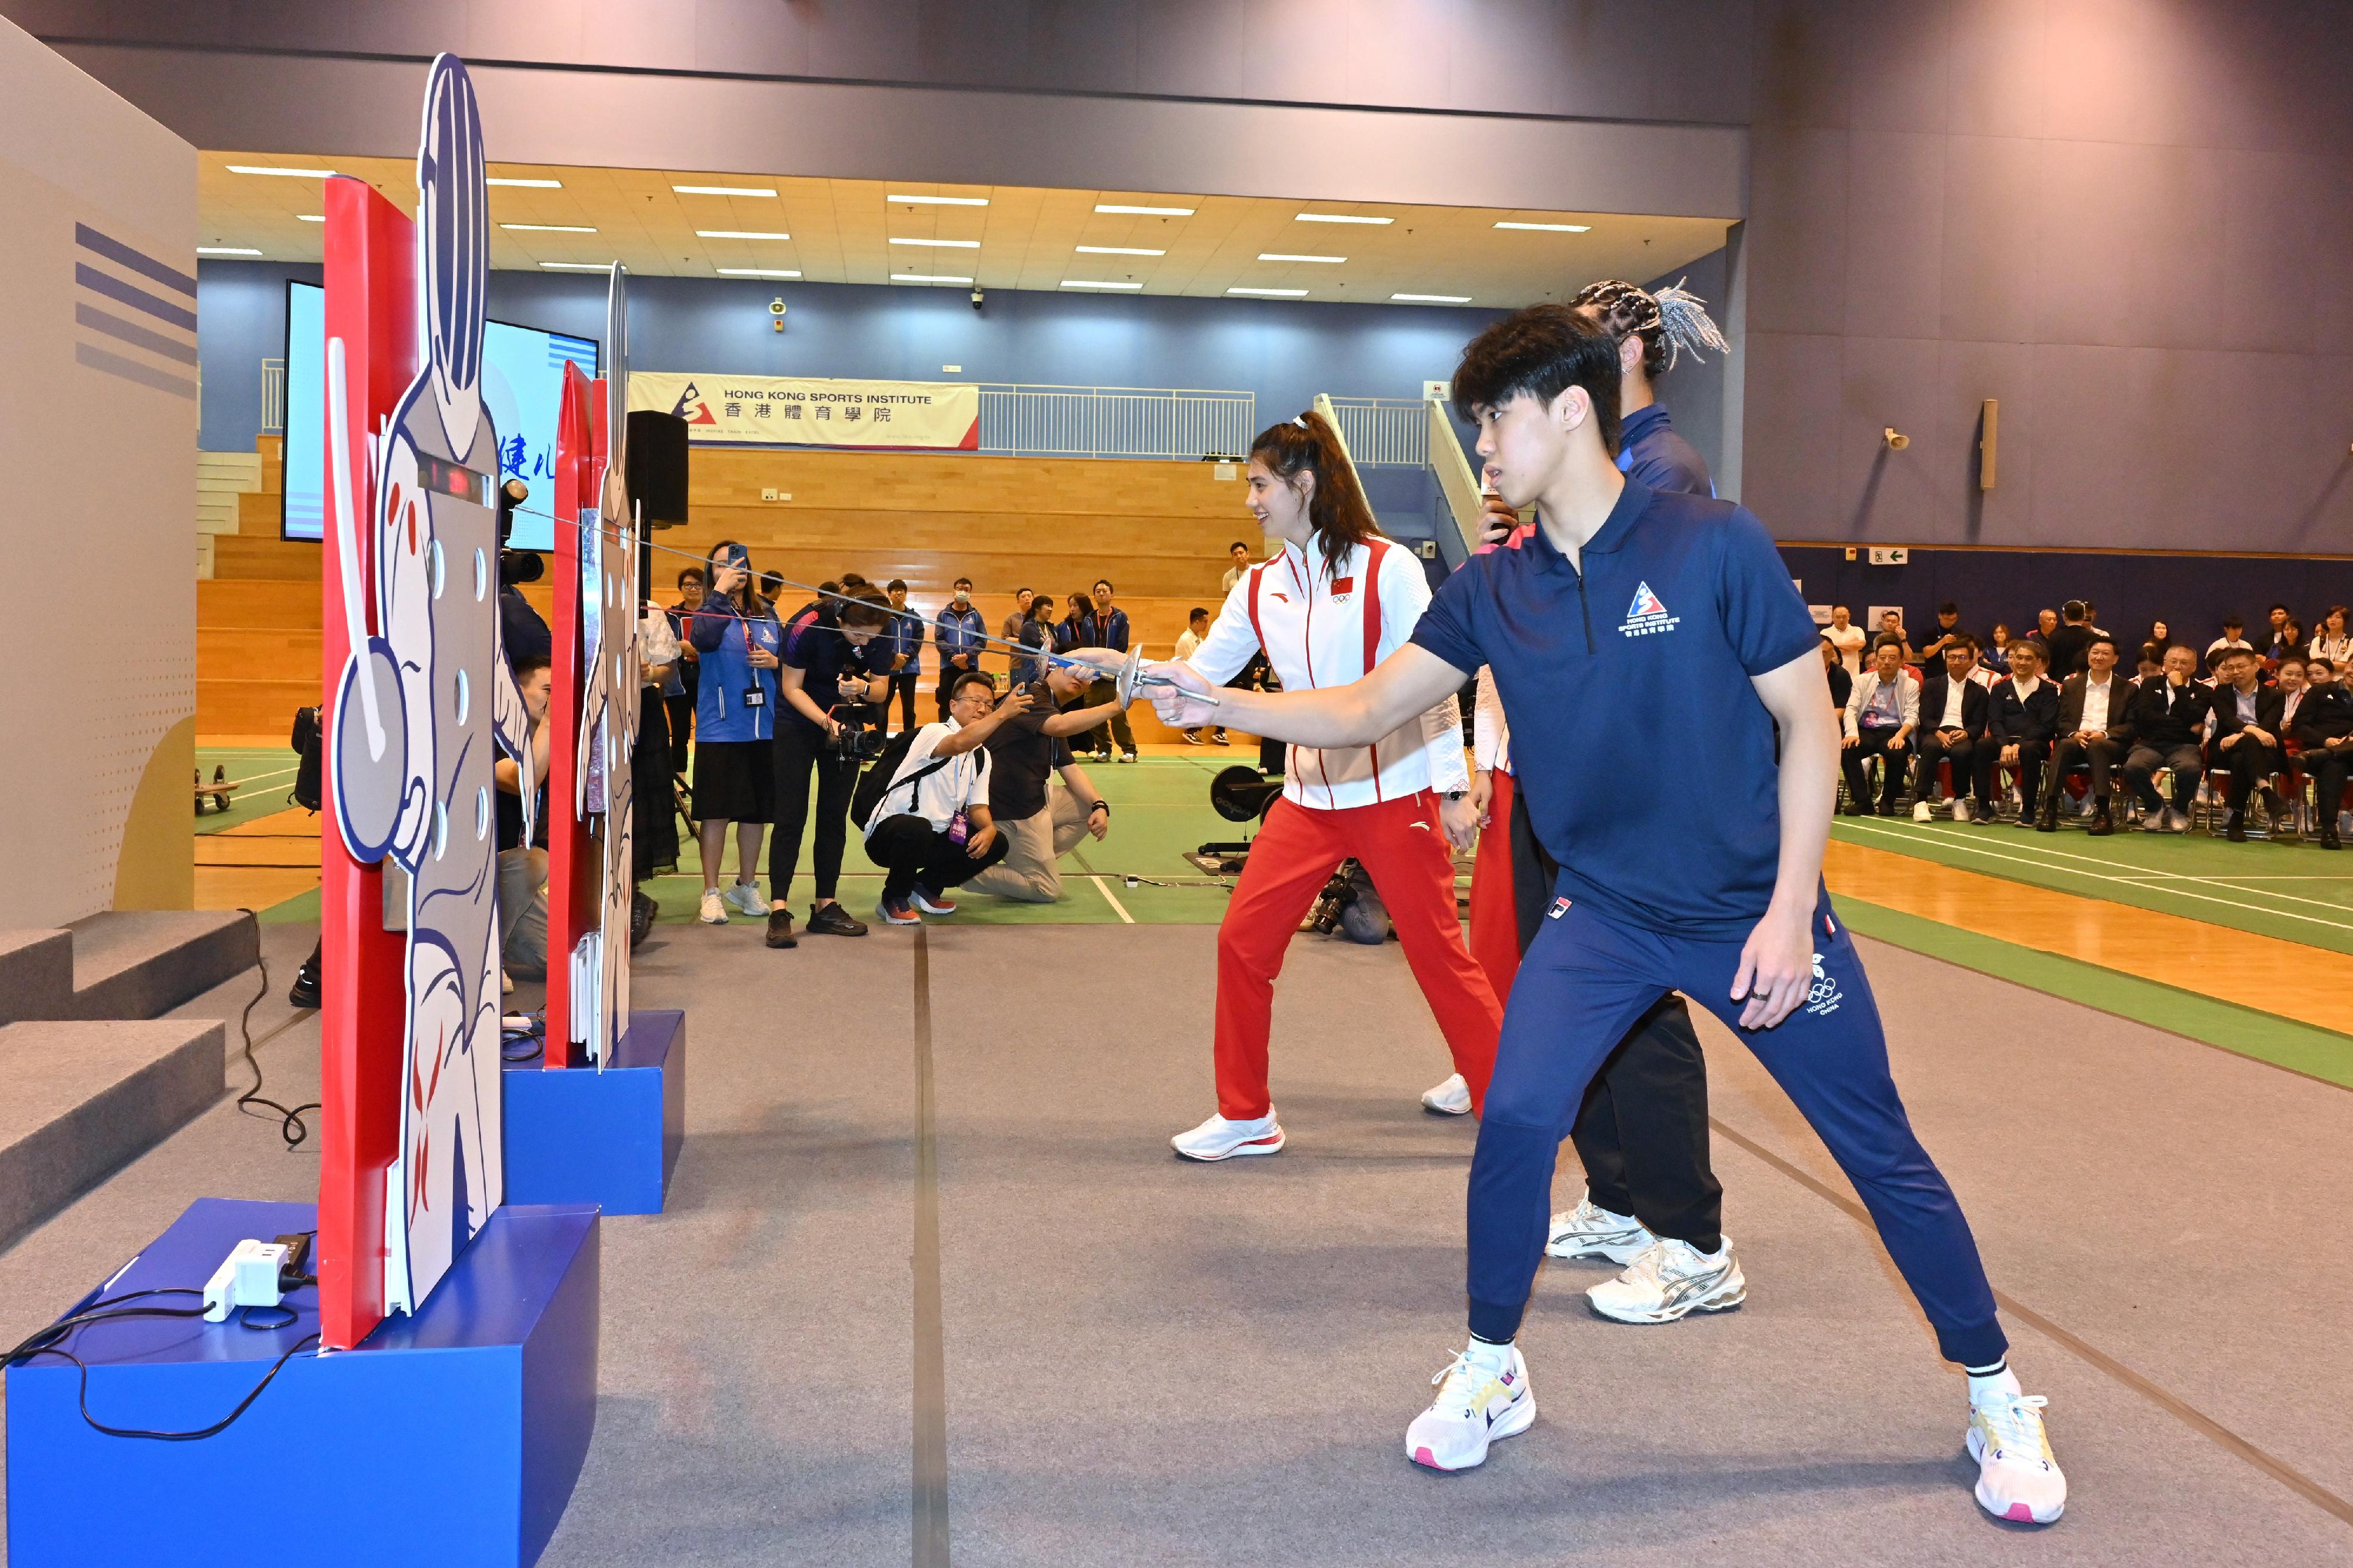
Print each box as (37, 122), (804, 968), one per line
(1170, 1112), (1284, 1161)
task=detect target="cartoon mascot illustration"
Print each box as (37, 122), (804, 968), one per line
(326, 54), (525, 1314)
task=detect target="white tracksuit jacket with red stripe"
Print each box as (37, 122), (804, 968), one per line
(1183, 536), (1468, 811)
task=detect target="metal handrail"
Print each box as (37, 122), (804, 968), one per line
(1321, 396), (1430, 467)
(260, 357), (286, 435)
(977, 383), (1254, 460)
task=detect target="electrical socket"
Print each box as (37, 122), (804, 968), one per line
(761, 488), (778, 501)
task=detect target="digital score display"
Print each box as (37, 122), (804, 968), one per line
(416, 453), (494, 508)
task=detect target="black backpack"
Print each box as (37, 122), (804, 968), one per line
(289, 706), (322, 812)
(848, 730), (956, 830)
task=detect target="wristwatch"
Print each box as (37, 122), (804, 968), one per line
(1440, 789), (1468, 801)
(1088, 799), (1110, 816)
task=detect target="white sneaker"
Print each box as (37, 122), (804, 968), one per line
(698, 889), (729, 925)
(1585, 1236), (1747, 1323)
(1405, 1341), (1535, 1472)
(1419, 1073), (1472, 1116)
(1912, 799), (1933, 822)
(723, 880), (766, 918)
(1951, 796), (1969, 822)
(1968, 1389), (2067, 1524)
(1545, 1194), (1656, 1265)
(1170, 1111), (1284, 1161)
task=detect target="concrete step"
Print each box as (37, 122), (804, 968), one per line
(0, 913), (258, 1026)
(0, 1019), (226, 1250)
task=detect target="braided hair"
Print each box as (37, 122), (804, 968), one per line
(1568, 276), (1729, 379)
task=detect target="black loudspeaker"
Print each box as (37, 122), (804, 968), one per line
(625, 410), (689, 525)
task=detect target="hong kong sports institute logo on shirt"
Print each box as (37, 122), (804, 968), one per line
(1619, 581), (1679, 638)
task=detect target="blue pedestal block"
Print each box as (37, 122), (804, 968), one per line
(503, 1009), (685, 1215)
(5, 1197), (598, 1568)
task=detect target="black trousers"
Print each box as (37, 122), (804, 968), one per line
(2217, 738), (2279, 810)
(632, 690), (679, 878)
(936, 660), (983, 722)
(888, 670), (919, 733)
(768, 724), (855, 903)
(2125, 741), (2204, 815)
(2307, 751), (2351, 833)
(868, 813), (1012, 900)
(1508, 782), (1722, 1251)
(663, 693), (695, 774)
(1841, 728), (1912, 810)
(1907, 732), (1977, 805)
(2043, 736), (2125, 814)
(1975, 739), (2051, 815)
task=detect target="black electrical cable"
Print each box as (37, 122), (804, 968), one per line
(501, 1010), (548, 1063)
(6, 1280), (324, 1441)
(229, 913), (320, 1150)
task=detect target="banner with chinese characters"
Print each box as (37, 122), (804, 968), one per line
(628, 372), (979, 450)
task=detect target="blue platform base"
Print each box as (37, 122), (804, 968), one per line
(6, 1197), (598, 1568)
(503, 1008), (685, 1215)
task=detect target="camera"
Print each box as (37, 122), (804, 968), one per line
(823, 706), (889, 762)
(970, 286), (985, 311)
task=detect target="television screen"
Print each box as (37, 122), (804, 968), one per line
(281, 279), (598, 551)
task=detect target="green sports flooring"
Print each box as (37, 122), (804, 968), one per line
(193, 746), (304, 835)
(1829, 811), (2353, 957)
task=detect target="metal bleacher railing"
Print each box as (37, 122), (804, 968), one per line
(1319, 396), (1431, 468)
(261, 366), (1253, 462)
(261, 358), (286, 435)
(978, 383), (1255, 461)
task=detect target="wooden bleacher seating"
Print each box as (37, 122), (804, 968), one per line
(199, 441), (1266, 743)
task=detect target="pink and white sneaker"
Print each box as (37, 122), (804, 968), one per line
(1968, 1387), (2067, 1524)
(1405, 1341), (1535, 1471)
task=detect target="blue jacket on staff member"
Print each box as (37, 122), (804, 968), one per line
(689, 559), (781, 743)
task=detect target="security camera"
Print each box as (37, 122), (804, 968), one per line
(971, 286), (985, 311)
(1882, 426), (1911, 451)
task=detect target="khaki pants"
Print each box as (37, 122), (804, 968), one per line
(498, 847), (549, 979)
(966, 788), (1091, 902)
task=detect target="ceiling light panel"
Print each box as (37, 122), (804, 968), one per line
(719, 267), (802, 278)
(226, 165), (334, 178)
(1096, 203), (1194, 216)
(674, 184), (776, 197)
(486, 176), (563, 188)
(198, 246), (263, 255)
(893, 273), (974, 284)
(891, 237), (980, 248)
(1075, 245), (1164, 256)
(1258, 253), (1345, 263)
(889, 193), (989, 206)
(697, 230), (792, 240)
(1296, 213), (1392, 225)
(1228, 286), (1306, 297)
(501, 223), (597, 233)
(1062, 279), (1143, 289)
(1494, 221), (1591, 232)
(1392, 293), (1471, 303)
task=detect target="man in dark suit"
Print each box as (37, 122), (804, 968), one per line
(1907, 636), (1988, 822)
(2042, 600), (2095, 680)
(1974, 638), (2059, 825)
(2208, 648), (2288, 841)
(2294, 659), (2353, 850)
(2038, 634), (2134, 835)
(2124, 644), (2213, 833)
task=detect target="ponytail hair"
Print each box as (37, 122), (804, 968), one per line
(1248, 410), (1383, 583)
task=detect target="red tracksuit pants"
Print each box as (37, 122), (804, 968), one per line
(1466, 768), (1522, 1002)
(1214, 790), (1502, 1120)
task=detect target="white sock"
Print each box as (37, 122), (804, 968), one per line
(1966, 1360), (2021, 1405)
(1466, 1336), (1511, 1367)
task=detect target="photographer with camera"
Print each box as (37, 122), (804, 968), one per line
(965, 658), (1121, 903)
(864, 670), (1026, 926)
(766, 584), (896, 948)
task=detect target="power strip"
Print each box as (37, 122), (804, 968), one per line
(202, 1240), (289, 1322)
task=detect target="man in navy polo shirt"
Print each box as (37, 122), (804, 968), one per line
(1146, 305), (2066, 1527)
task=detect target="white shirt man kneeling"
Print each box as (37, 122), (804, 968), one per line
(964, 660), (1120, 903)
(864, 671), (1026, 925)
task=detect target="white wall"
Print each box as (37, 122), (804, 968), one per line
(0, 16), (196, 925)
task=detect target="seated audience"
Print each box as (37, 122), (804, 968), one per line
(1821, 635), (1854, 714)
(2261, 604), (2297, 663)
(1983, 623), (2016, 674)
(2311, 605), (2353, 668)
(966, 660), (1121, 903)
(2039, 634), (2131, 835)
(1918, 601), (1969, 664)
(1824, 605), (1867, 675)
(1841, 638), (1918, 816)
(2295, 658), (2353, 850)
(2208, 647), (2288, 841)
(1907, 637), (1988, 822)
(864, 672), (1024, 926)
(2207, 615), (2252, 663)
(1974, 638), (2057, 825)
(2124, 644), (2212, 832)
(1874, 608), (1915, 663)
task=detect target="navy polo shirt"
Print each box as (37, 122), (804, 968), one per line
(1616, 403), (1714, 498)
(1411, 479), (1821, 937)
(779, 603), (878, 739)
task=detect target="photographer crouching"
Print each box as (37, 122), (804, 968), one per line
(965, 658), (1119, 903)
(766, 584), (896, 949)
(864, 671), (1027, 925)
